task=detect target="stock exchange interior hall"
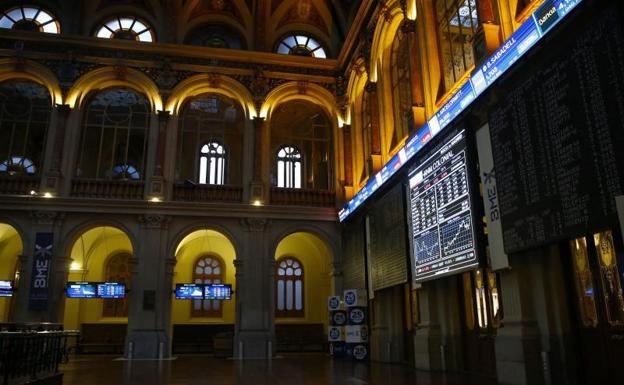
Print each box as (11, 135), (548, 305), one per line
(0, 1), (623, 385)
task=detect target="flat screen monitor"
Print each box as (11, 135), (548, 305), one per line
(175, 284), (204, 299)
(407, 129), (479, 282)
(97, 282), (126, 298)
(0, 280), (13, 297)
(204, 284), (232, 300)
(66, 282), (98, 298)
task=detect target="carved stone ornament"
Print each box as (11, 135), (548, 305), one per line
(30, 211), (63, 225)
(138, 214), (171, 229)
(241, 218), (268, 232)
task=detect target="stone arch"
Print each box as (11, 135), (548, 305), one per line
(168, 222), (241, 262)
(165, 74), (255, 119)
(61, 219), (138, 264)
(0, 58), (63, 105)
(369, 1), (404, 83)
(270, 224), (338, 267)
(260, 81), (339, 124)
(66, 66), (163, 111)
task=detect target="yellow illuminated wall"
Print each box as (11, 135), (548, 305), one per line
(171, 229), (237, 324)
(274, 232), (331, 328)
(62, 226), (133, 331)
(0, 224), (21, 322)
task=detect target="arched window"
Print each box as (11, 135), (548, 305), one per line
(177, 95), (244, 185)
(277, 146), (302, 189)
(276, 34), (327, 58)
(275, 257), (304, 317)
(390, 28), (414, 147)
(95, 16), (154, 42)
(76, 88), (150, 180)
(435, 0), (477, 92)
(0, 81), (51, 176)
(192, 255), (224, 318)
(199, 142), (226, 185)
(102, 253), (131, 317)
(270, 101), (332, 190)
(0, 6), (59, 33)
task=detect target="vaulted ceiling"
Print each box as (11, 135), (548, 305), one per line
(35, 0), (362, 57)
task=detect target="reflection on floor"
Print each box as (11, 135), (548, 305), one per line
(60, 354), (497, 385)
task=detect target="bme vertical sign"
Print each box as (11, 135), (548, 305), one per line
(29, 232), (54, 310)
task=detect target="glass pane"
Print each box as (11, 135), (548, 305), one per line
(105, 19), (120, 31)
(132, 20), (147, 33)
(214, 300), (220, 310)
(295, 280), (302, 310)
(286, 280), (293, 310)
(307, 38), (320, 51)
(206, 266), (212, 275)
(282, 36), (297, 48)
(0, 16), (13, 29)
(35, 11), (52, 24)
(277, 280), (285, 310)
(213, 267), (220, 275)
(195, 266), (203, 274)
(42, 22), (58, 34)
(199, 156), (207, 184)
(277, 160), (284, 187)
(569, 237), (598, 327)
(22, 8), (38, 20)
(119, 18), (134, 29)
(294, 268), (302, 276)
(593, 230), (624, 325)
(209, 157), (216, 184)
(286, 267), (293, 276)
(193, 300), (201, 310)
(314, 48), (326, 59)
(97, 27), (112, 38)
(6, 9), (23, 21)
(294, 161), (301, 188)
(137, 31), (153, 42)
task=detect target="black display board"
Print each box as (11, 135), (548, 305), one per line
(408, 130), (479, 282)
(368, 183), (408, 290)
(342, 219), (366, 290)
(488, 5), (624, 253)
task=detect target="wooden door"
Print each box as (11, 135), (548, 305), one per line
(567, 229), (624, 385)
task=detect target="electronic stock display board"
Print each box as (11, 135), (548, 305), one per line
(408, 130), (478, 282)
(338, 0), (583, 222)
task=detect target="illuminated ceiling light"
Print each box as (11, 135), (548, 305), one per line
(43, 192), (53, 198)
(150, 197), (161, 202)
(30, 190), (37, 195)
(69, 261), (82, 271)
(253, 200), (263, 206)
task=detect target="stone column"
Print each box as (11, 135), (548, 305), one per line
(401, 19), (427, 129)
(14, 211), (66, 323)
(147, 111), (170, 200)
(234, 218), (274, 358)
(472, 0), (503, 65)
(124, 215), (173, 359)
(342, 124), (354, 200)
(413, 282), (442, 370)
(250, 117), (266, 203)
(495, 252), (543, 385)
(41, 104), (71, 195)
(364, 82), (382, 174)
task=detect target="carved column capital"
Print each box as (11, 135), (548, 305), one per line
(138, 214), (171, 229)
(240, 218), (269, 232)
(30, 210), (64, 226)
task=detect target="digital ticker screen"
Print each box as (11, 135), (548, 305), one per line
(408, 130), (479, 282)
(204, 284), (232, 300)
(175, 284), (204, 299)
(97, 282), (125, 298)
(66, 282), (98, 298)
(0, 280), (13, 297)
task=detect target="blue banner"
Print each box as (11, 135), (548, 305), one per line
(28, 232), (54, 310)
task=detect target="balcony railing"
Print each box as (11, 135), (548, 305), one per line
(173, 183), (243, 203)
(0, 330), (77, 385)
(0, 175), (40, 195)
(269, 187), (335, 207)
(71, 179), (144, 200)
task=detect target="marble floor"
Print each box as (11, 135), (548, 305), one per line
(60, 354), (496, 385)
